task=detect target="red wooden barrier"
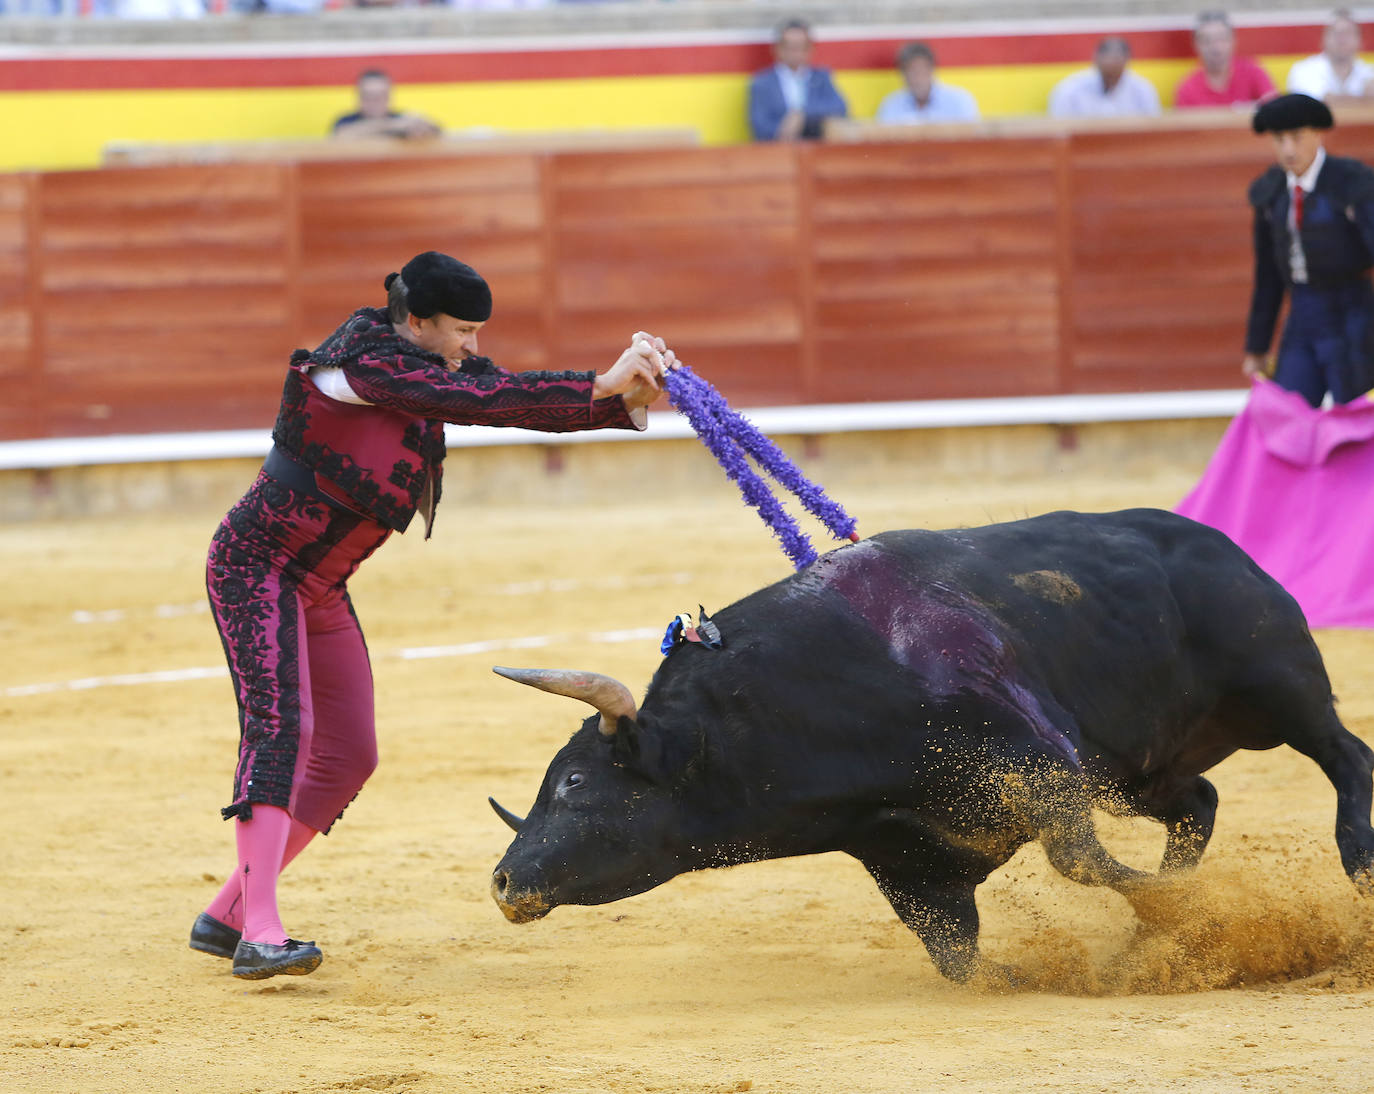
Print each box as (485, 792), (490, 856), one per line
(5, 120), (1374, 442)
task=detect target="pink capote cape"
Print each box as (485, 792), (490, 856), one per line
(1176, 378), (1374, 628)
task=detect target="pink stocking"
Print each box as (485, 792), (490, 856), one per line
(204, 810), (319, 940)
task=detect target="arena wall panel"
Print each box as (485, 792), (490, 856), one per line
(6, 118), (1374, 442)
(808, 137), (1063, 401)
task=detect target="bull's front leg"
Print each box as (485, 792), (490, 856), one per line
(848, 827), (1012, 985)
(1147, 775), (1220, 872)
(867, 867), (983, 982)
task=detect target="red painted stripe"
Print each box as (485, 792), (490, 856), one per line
(0, 24), (1322, 94)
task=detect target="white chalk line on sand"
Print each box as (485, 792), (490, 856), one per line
(3, 626), (663, 700)
(65, 573), (694, 626)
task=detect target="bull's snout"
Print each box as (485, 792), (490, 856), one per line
(491, 868), (553, 924)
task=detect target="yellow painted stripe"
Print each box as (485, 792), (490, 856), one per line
(1, 56), (1309, 173)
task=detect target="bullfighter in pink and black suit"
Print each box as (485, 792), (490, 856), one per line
(192, 251), (677, 980)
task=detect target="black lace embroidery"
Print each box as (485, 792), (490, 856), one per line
(270, 307), (628, 533)
(210, 476), (385, 823)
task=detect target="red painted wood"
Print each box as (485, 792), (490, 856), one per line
(6, 123), (1374, 442)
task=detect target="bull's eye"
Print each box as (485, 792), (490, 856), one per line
(556, 771), (585, 798)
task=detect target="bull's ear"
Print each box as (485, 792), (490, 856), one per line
(608, 716), (670, 782)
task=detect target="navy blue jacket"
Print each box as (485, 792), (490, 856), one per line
(1246, 154), (1374, 354)
(748, 65), (849, 141)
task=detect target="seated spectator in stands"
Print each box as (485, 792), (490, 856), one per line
(226, 0), (323, 11)
(104, 0), (203, 15)
(1048, 37), (1162, 118)
(332, 70), (442, 141)
(1175, 10), (1277, 108)
(875, 42), (980, 125)
(748, 18), (849, 142)
(1288, 10), (1374, 105)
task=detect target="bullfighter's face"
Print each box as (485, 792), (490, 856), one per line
(1272, 128), (1323, 177)
(401, 312), (485, 369)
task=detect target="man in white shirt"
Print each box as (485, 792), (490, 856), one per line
(1287, 9), (1374, 105)
(1048, 37), (1162, 119)
(876, 41), (980, 125)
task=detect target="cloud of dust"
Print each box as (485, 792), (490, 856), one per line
(996, 861), (1374, 996)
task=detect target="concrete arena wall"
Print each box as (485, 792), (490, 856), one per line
(0, 416), (1229, 522)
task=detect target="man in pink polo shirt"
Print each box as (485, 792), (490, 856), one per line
(1175, 10), (1277, 108)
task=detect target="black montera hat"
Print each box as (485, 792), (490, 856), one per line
(385, 251), (492, 321)
(1252, 93), (1334, 134)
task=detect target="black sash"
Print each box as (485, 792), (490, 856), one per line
(262, 446), (352, 513)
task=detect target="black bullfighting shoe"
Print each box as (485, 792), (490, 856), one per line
(188, 912), (242, 960)
(231, 938), (324, 980)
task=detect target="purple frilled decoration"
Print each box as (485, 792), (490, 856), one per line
(664, 365), (858, 570)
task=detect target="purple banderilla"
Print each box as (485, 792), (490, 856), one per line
(664, 365), (858, 570)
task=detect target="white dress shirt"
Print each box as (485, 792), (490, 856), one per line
(875, 81), (981, 124)
(775, 64), (810, 113)
(1287, 146), (1326, 285)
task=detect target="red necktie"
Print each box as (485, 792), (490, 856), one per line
(1293, 186), (1305, 231)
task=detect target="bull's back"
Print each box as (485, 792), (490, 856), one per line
(873, 508), (1298, 644)
(841, 509), (1315, 750)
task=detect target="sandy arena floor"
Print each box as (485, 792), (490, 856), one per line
(2, 463), (1372, 1094)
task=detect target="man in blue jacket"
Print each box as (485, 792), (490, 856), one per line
(748, 18), (849, 142)
(1245, 92), (1374, 405)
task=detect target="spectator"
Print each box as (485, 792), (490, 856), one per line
(1288, 10), (1374, 104)
(748, 18), (849, 142)
(1175, 10), (1277, 108)
(1048, 37), (1162, 118)
(332, 70), (442, 141)
(1242, 92), (1374, 405)
(225, 0), (324, 11)
(875, 41), (980, 125)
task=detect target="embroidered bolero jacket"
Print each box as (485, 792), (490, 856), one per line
(272, 307), (642, 535)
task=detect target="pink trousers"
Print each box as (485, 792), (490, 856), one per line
(207, 472), (392, 832)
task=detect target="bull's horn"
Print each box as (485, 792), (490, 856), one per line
(488, 796), (525, 832)
(492, 665), (636, 737)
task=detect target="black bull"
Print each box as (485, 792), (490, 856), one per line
(488, 509), (1374, 983)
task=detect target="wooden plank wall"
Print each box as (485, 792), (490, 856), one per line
(36, 165), (296, 436)
(808, 137), (1064, 403)
(548, 145), (804, 406)
(8, 123), (1374, 442)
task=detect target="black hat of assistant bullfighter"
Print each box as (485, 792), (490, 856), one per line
(1252, 93), (1335, 134)
(385, 251), (492, 321)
